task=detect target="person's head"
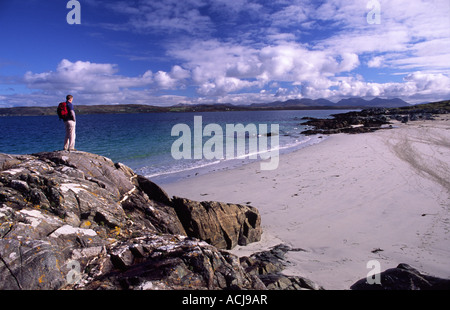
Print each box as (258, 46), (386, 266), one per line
(66, 95), (73, 103)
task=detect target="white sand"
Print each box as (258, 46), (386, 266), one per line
(163, 117), (450, 289)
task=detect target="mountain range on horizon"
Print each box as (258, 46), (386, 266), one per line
(0, 97), (419, 116)
(247, 97), (409, 109)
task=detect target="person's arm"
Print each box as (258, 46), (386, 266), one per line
(67, 102), (76, 122)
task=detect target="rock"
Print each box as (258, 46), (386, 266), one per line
(136, 175), (172, 205)
(77, 234), (262, 290)
(240, 244), (323, 290)
(171, 197), (262, 250)
(0, 150), (266, 290)
(350, 263), (450, 290)
(0, 238), (66, 289)
(35, 151), (136, 197)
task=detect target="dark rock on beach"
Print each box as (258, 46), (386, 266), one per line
(351, 263), (450, 290)
(240, 244), (323, 290)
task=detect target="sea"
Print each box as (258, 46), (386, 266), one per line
(0, 110), (354, 184)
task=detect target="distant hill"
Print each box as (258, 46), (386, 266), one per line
(249, 98), (335, 108)
(0, 97), (412, 116)
(335, 97), (408, 108)
(0, 104), (169, 117)
(247, 97), (408, 109)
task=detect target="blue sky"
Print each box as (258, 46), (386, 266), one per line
(0, 0), (449, 107)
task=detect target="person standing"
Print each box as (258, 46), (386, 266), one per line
(63, 95), (76, 151)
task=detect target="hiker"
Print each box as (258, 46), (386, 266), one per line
(63, 95), (76, 151)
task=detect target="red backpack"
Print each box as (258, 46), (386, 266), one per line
(57, 102), (69, 120)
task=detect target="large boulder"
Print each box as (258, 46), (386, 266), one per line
(172, 197), (262, 250)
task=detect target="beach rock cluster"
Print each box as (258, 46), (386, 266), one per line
(301, 109), (391, 135)
(301, 105), (449, 135)
(0, 150), (320, 290)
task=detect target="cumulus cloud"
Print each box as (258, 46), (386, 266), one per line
(154, 66), (190, 90)
(321, 72), (450, 103)
(367, 56), (385, 68)
(168, 39), (363, 98)
(18, 59), (193, 105)
(24, 59), (153, 94)
(403, 72), (450, 95)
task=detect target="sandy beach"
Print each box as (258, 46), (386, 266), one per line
(163, 116), (450, 290)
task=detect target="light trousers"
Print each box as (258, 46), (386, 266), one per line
(64, 120), (76, 151)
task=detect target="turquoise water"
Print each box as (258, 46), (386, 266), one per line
(0, 110), (352, 184)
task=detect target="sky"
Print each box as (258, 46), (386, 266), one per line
(0, 0), (449, 107)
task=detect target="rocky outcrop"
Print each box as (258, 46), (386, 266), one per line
(76, 234), (263, 290)
(75, 241), (320, 290)
(351, 263), (450, 290)
(301, 103), (449, 135)
(0, 150), (268, 290)
(301, 110), (391, 135)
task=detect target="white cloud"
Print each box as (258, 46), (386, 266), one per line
(197, 76), (259, 96)
(153, 65), (190, 90)
(170, 65), (191, 80)
(16, 59), (194, 105)
(154, 71), (177, 89)
(367, 56), (385, 68)
(24, 59), (153, 94)
(315, 0), (450, 72)
(319, 72), (450, 103)
(403, 71), (450, 94)
(169, 40), (362, 97)
(107, 0), (213, 36)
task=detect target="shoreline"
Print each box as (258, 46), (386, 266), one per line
(162, 116), (450, 289)
(148, 134), (328, 186)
